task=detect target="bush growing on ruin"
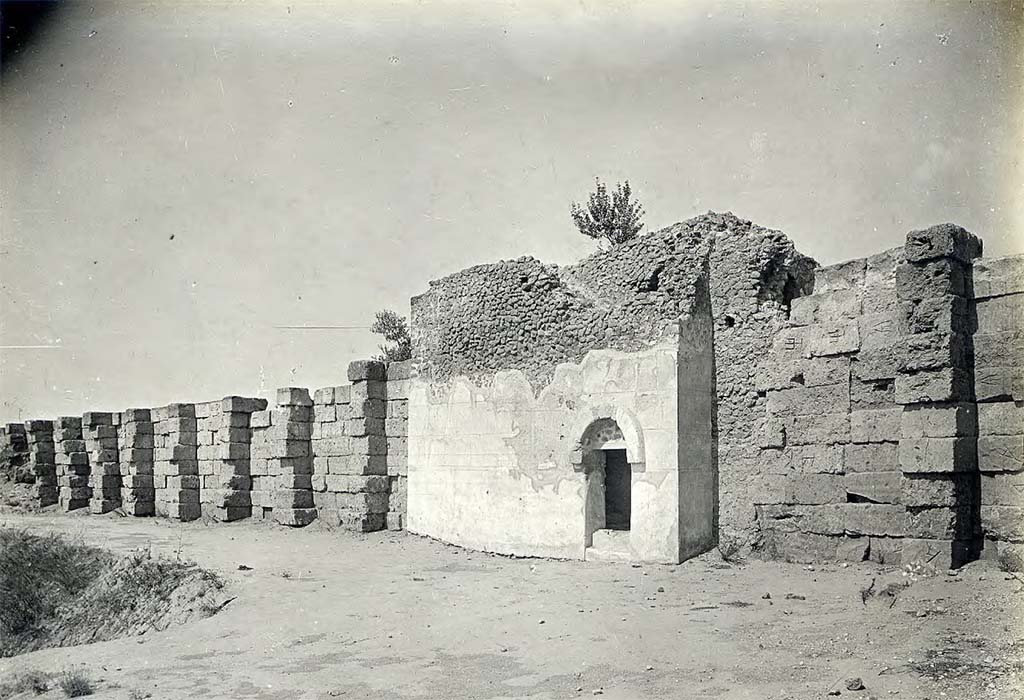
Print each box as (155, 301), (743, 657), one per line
(570, 178), (645, 246)
(371, 309), (412, 362)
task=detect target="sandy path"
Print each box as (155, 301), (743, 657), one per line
(1, 511), (1021, 700)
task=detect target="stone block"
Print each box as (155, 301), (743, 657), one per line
(82, 412), (113, 426)
(324, 474), (389, 493)
(57, 416), (82, 429)
(780, 413), (850, 446)
(904, 223), (981, 264)
(314, 404), (337, 423)
(165, 475), (200, 490)
(976, 294), (1024, 333)
(971, 255), (1024, 299)
(335, 492), (390, 514)
(978, 435), (1024, 473)
(386, 512), (405, 530)
(807, 321), (860, 357)
(760, 420), (786, 449)
(276, 473), (313, 490)
(218, 443), (250, 460)
(784, 474), (844, 504)
(345, 417), (386, 437)
(850, 378), (895, 410)
(384, 417), (408, 436)
(899, 437), (977, 473)
(222, 396), (267, 413)
(898, 295), (971, 336)
(212, 505), (251, 522)
(905, 506), (973, 539)
(121, 422), (154, 437)
(318, 509), (385, 531)
(862, 248), (903, 314)
(386, 379), (412, 400)
(163, 502), (202, 521)
(276, 387), (313, 407)
(850, 347), (897, 381)
(894, 368), (972, 405)
(896, 332), (969, 372)
(900, 538), (971, 569)
(274, 507), (318, 527)
(974, 330), (1024, 367)
(120, 409), (151, 423)
(901, 402), (977, 439)
(313, 386), (336, 405)
(759, 530), (838, 563)
(350, 381), (387, 402)
(978, 402), (1024, 436)
(981, 472), (1024, 507)
(270, 456), (314, 475)
(895, 259), (966, 301)
(850, 408), (902, 443)
(766, 383), (850, 417)
(843, 504), (904, 537)
(844, 443), (899, 473)
(348, 359), (386, 382)
(251, 411), (272, 428)
(844, 472), (901, 503)
(901, 473), (971, 507)
(327, 454), (388, 476)
(867, 536), (904, 565)
(386, 360), (413, 380)
(121, 475), (155, 489)
(858, 312), (900, 351)
(351, 435), (388, 456)
(275, 405), (313, 423)
(975, 365), (1024, 402)
(981, 506), (1024, 541)
(815, 258), (866, 293)
(790, 289), (862, 326)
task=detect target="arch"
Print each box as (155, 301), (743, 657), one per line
(568, 406), (645, 468)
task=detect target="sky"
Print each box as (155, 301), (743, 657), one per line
(1, 0), (1022, 421)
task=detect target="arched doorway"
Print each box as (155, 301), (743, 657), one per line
(573, 415), (644, 559)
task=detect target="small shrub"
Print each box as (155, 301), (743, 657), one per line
(0, 668), (50, 698)
(58, 668), (92, 698)
(370, 309), (412, 362)
(127, 687), (151, 700)
(570, 178), (645, 246)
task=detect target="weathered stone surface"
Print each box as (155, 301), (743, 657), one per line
(274, 507), (318, 527)
(858, 312), (899, 351)
(790, 289), (862, 326)
(850, 348), (897, 381)
(844, 472), (900, 503)
(850, 378), (895, 410)
(849, 409), (902, 444)
(760, 445), (845, 475)
(276, 387), (313, 407)
(975, 294), (1024, 333)
(973, 256), (1024, 299)
(837, 536), (870, 562)
(896, 332), (969, 372)
(783, 474), (844, 504)
(844, 443), (899, 473)
(766, 384), (849, 417)
(901, 538), (972, 569)
(898, 295), (971, 336)
(867, 537), (903, 565)
(901, 402), (977, 439)
(978, 435), (1024, 473)
(222, 396), (267, 413)
(899, 437), (977, 473)
(779, 413), (850, 445)
(815, 258), (866, 293)
(807, 321), (860, 357)
(981, 472), (1024, 507)
(844, 504), (904, 537)
(974, 330), (1024, 367)
(904, 223), (981, 264)
(862, 248), (903, 314)
(981, 506), (1024, 541)
(905, 506), (972, 539)
(348, 360), (387, 382)
(756, 356), (850, 392)
(901, 474), (972, 508)
(895, 259), (966, 301)
(978, 402), (1024, 436)
(894, 368), (972, 405)
(758, 530), (839, 563)
(975, 365), (1024, 402)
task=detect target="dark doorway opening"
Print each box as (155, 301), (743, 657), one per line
(604, 449), (631, 531)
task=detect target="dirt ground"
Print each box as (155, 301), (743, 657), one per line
(1, 511), (1022, 700)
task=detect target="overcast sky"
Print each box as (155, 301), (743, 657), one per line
(1, 0), (1022, 421)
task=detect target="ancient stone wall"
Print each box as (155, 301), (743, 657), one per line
(973, 256), (1024, 569)
(7, 360), (410, 532)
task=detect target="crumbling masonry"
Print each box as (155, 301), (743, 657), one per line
(2, 213), (1021, 570)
